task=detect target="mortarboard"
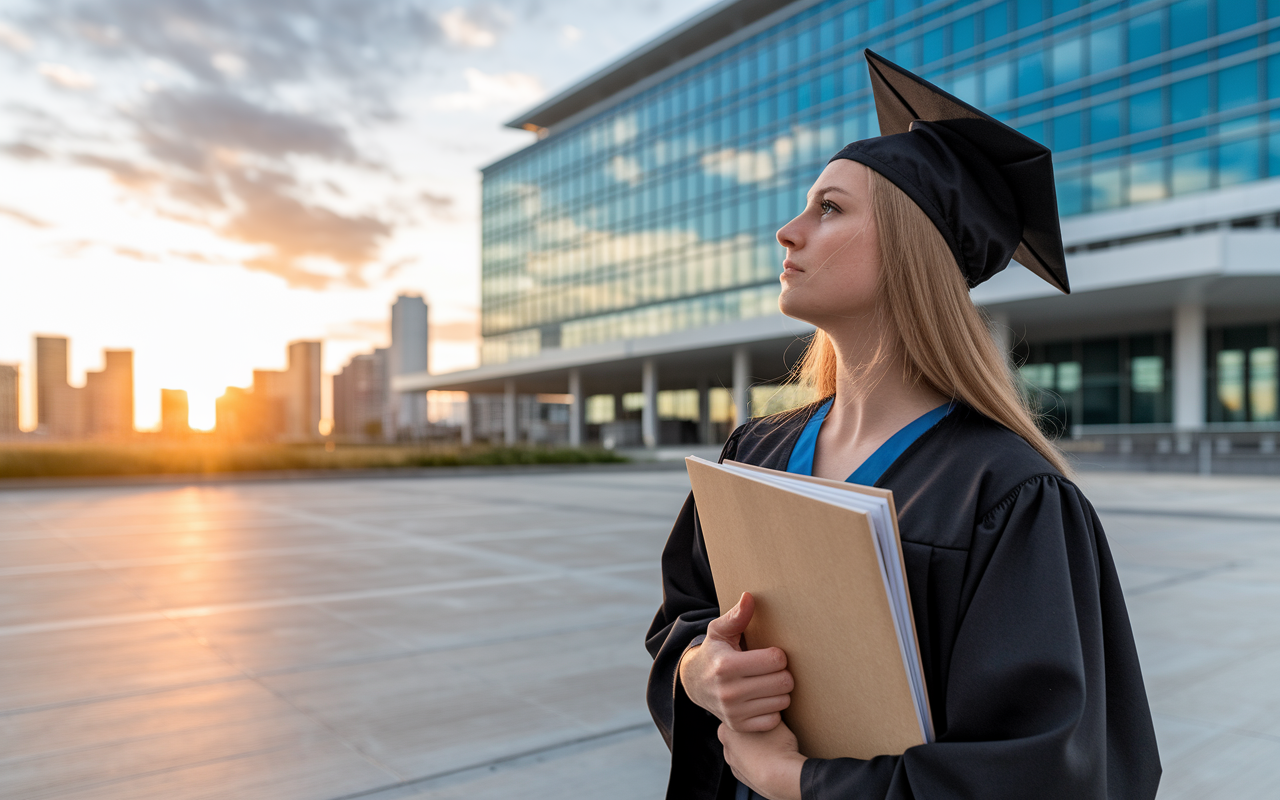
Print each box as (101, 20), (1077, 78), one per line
(830, 49), (1070, 294)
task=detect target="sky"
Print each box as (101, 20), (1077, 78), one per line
(0, 0), (721, 430)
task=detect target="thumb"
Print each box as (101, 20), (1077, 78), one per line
(707, 592), (754, 646)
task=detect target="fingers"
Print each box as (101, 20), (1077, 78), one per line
(721, 669), (795, 704)
(729, 711), (784, 733)
(705, 591), (754, 645)
(716, 647), (788, 681)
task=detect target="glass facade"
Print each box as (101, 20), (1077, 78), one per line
(481, 0), (1280, 365)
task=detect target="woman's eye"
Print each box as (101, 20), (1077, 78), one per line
(819, 200), (836, 215)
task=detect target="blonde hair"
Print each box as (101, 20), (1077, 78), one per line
(793, 170), (1072, 476)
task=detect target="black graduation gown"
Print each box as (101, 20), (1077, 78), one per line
(644, 402), (1160, 800)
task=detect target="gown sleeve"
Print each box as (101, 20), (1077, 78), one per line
(645, 429), (744, 800)
(801, 474), (1161, 800)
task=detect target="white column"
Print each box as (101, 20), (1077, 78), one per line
(460, 393), (473, 447)
(732, 346), (751, 426)
(642, 358), (658, 448)
(568, 368), (583, 448)
(697, 375), (711, 445)
(503, 379), (518, 445)
(1174, 303), (1206, 431)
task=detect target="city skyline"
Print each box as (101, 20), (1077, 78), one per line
(0, 0), (722, 431)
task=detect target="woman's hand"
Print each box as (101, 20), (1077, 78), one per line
(679, 592), (795, 732)
(719, 719), (806, 800)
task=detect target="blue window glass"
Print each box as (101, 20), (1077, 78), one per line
(1219, 38), (1255, 58)
(1017, 0), (1045, 27)
(797, 80), (813, 111)
(868, 0), (886, 28)
(1057, 174), (1085, 215)
(1172, 75), (1210, 124)
(1090, 25), (1123, 74)
(1090, 100), (1122, 142)
(1127, 157), (1168, 203)
(819, 70), (837, 103)
(1218, 0), (1259, 34)
(1053, 111), (1082, 150)
(1052, 0), (1079, 14)
(1091, 166), (1122, 210)
(1170, 0), (1209, 49)
(819, 19), (836, 52)
(953, 71), (978, 104)
(842, 6), (862, 40)
(1219, 138), (1261, 185)
(1269, 132), (1280, 177)
(1129, 89), (1164, 133)
(1128, 11), (1164, 63)
(1271, 55), (1280, 98)
(1271, 0), (1280, 19)
(984, 61), (1013, 104)
(985, 3), (1009, 39)
(893, 37), (919, 67)
(1052, 37), (1083, 85)
(923, 27), (944, 62)
(1219, 62), (1260, 111)
(894, 0), (918, 17)
(1018, 51), (1045, 95)
(953, 14), (976, 53)
(796, 28), (813, 63)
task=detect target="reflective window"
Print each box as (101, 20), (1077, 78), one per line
(1218, 0), (1258, 34)
(1128, 11), (1165, 63)
(1090, 25), (1123, 74)
(1053, 111), (1083, 150)
(1090, 100), (1122, 143)
(1171, 75), (1210, 124)
(1052, 37), (1083, 85)
(1171, 0), (1209, 48)
(1018, 51), (1045, 96)
(1219, 62), (1260, 112)
(1219, 137), (1261, 185)
(1129, 89), (1165, 133)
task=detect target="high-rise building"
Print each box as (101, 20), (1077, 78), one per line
(389, 295), (429, 436)
(84, 350), (134, 438)
(160, 389), (190, 435)
(34, 336), (80, 437)
(333, 349), (389, 439)
(287, 340), (322, 439)
(398, 0), (1280, 454)
(0, 364), (18, 436)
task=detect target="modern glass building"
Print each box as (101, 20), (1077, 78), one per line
(400, 0), (1280, 462)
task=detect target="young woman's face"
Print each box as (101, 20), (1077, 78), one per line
(775, 160), (881, 327)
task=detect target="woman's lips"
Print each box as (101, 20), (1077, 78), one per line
(782, 259), (804, 273)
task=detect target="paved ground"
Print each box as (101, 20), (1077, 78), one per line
(0, 467), (1277, 799)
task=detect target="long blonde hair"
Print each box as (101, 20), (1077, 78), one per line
(793, 170), (1071, 475)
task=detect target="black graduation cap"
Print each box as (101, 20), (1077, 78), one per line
(830, 49), (1070, 294)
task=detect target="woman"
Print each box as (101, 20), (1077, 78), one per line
(645, 51), (1160, 800)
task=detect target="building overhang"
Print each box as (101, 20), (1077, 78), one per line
(394, 312), (814, 394)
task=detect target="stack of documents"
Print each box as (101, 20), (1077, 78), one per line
(686, 456), (934, 760)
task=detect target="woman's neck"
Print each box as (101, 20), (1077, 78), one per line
(810, 322), (949, 482)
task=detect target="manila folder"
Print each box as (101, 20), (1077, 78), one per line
(685, 456), (924, 760)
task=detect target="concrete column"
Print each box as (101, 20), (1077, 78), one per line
(1174, 303), (1206, 431)
(732, 346), (751, 426)
(642, 358), (658, 448)
(503, 379), (518, 445)
(460, 393), (473, 447)
(697, 375), (711, 445)
(568, 368), (583, 448)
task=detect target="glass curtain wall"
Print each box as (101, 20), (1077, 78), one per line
(1208, 322), (1280, 422)
(482, 0), (1280, 365)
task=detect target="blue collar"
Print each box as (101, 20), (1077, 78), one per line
(785, 398), (953, 485)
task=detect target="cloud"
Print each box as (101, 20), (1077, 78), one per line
(440, 7), (499, 48)
(39, 62), (96, 89)
(326, 318), (390, 341)
(138, 89), (358, 164)
(561, 25), (583, 44)
(221, 168), (391, 289)
(432, 67), (543, 110)
(0, 205), (51, 228)
(2, 141), (48, 160)
(0, 20), (32, 52)
(72, 153), (162, 189)
(608, 155), (642, 186)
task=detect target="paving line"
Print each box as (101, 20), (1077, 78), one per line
(0, 561), (654, 638)
(326, 722), (656, 800)
(1095, 506), (1280, 525)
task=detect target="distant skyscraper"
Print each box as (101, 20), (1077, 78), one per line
(34, 336), (82, 437)
(0, 364), (18, 436)
(160, 389), (189, 435)
(390, 294), (429, 436)
(84, 350), (133, 437)
(287, 340), (322, 439)
(333, 349), (389, 439)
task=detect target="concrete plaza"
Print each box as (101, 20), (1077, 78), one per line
(0, 466), (1278, 799)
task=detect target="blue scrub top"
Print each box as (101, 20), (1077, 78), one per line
(735, 398), (952, 800)
(785, 397), (953, 484)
